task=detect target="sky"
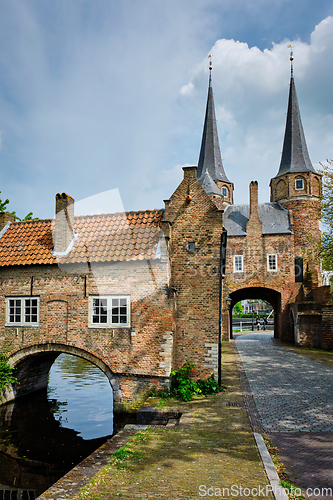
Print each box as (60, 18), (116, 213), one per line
(1, 0), (333, 219)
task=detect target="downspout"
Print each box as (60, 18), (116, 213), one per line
(218, 227), (227, 387)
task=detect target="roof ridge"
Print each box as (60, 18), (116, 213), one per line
(73, 208), (164, 219)
(11, 218), (51, 224)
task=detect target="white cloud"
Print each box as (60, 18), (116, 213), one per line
(179, 16), (333, 204)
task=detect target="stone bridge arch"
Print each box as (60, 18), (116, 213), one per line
(228, 287), (282, 339)
(5, 343), (121, 406)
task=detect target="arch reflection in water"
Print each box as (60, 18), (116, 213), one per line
(0, 353), (135, 499)
(48, 353), (113, 439)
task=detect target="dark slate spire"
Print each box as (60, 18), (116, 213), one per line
(275, 52), (316, 177)
(197, 71), (230, 183)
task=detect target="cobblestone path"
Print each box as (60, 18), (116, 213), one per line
(235, 333), (333, 497)
(235, 332), (333, 432)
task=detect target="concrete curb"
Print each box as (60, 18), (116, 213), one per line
(254, 433), (289, 500)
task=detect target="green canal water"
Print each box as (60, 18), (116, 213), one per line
(0, 354), (135, 499)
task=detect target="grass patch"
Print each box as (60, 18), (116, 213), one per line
(77, 426), (268, 500)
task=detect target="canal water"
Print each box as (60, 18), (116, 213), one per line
(0, 354), (135, 499)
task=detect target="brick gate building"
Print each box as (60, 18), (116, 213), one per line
(0, 61), (332, 408)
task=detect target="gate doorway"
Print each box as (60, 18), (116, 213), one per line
(228, 287), (281, 339)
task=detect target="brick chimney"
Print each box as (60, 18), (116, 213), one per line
(249, 181), (259, 219)
(0, 212), (15, 233)
(53, 193), (75, 254)
(246, 181), (262, 235)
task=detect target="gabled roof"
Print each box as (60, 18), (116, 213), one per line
(0, 209), (164, 267)
(223, 203), (292, 236)
(275, 75), (316, 177)
(197, 78), (231, 184)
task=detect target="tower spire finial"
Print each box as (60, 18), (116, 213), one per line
(288, 44), (294, 77)
(274, 44), (316, 178)
(197, 55), (231, 185)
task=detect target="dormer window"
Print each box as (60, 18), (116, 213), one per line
(222, 187), (228, 197)
(295, 178), (304, 190)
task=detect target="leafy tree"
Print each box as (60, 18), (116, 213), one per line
(233, 301), (244, 315)
(0, 193), (10, 212)
(0, 354), (17, 391)
(319, 161), (333, 270)
(0, 192), (37, 221)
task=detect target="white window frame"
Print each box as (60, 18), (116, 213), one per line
(267, 254), (277, 272)
(233, 255), (243, 273)
(89, 295), (130, 328)
(295, 178), (304, 190)
(6, 297), (40, 327)
(222, 186), (228, 197)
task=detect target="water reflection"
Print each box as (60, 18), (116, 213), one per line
(48, 354), (113, 439)
(0, 354), (134, 498)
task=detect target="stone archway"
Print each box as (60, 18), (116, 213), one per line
(228, 287), (282, 339)
(5, 343), (122, 405)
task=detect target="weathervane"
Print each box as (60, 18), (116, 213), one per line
(288, 44), (294, 77)
(208, 54), (213, 85)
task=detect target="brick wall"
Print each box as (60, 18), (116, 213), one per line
(0, 257), (174, 409)
(164, 166), (223, 378)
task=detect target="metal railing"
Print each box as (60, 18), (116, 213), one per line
(232, 318), (274, 332)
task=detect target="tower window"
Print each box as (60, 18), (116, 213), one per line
(222, 187), (228, 197)
(188, 242), (196, 252)
(233, 255), (243, 272)
(267, 254), (277, 272)
(295, 179), (304, 190)
(295, 257), (303, 282)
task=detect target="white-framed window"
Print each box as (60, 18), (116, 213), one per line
(89, 296), (130, 328)
(295, 178), (304, 190)
(222, 186), (228, 197)
(233, 255), (243, 272)
(267, 254), (277, 272)
(6, 297), (40, 326)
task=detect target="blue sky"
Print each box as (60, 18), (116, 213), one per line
(1, 0), (333, 219)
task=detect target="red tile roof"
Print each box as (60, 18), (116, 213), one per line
(0, 210), (164, 267)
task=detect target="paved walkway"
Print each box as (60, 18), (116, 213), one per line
(39, 342), (274, 500)
(236, 332), (333, 497)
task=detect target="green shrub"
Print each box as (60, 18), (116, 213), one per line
(196, 375), (220, 395)
(0, 354), (17, 391)
(170, 362), (223, 401)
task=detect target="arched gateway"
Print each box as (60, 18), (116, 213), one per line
(228, 288), (281, 339)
